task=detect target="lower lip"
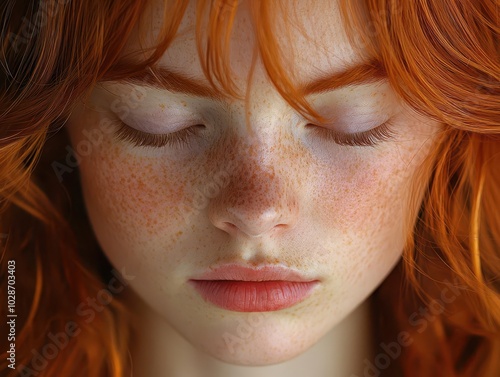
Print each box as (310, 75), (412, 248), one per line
(189, 280), (319, 312)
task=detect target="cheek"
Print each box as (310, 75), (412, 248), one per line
(313, 154), (401, 236)
(314, 130), (434, 240)
(309, 141), (434, 288)
(71, 122), (194, 249)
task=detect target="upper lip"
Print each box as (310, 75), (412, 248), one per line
(190, 264), (319, 282)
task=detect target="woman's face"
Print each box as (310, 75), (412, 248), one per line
(66, 0), (441, 365)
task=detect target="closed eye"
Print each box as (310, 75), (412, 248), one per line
(306, 119), (396, 147)
(112, 120), (207, 149)
(111, 118), (396, 149)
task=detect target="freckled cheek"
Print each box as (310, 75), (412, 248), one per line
(314, 159), (407, 234)
(76, 139), (192, 241)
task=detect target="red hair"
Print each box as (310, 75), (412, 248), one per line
(1, 0), (499, 376)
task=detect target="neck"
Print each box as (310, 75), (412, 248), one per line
(128, 296), (375, 377)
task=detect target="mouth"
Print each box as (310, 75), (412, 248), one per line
(188, 264), (320, 312)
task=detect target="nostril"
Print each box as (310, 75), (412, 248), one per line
(224, 222), (237, 230)
(222, 221), (262, 238)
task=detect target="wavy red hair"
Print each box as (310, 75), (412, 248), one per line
(1, 0), (499, 376)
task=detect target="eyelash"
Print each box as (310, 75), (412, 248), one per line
(113, 120), (206, 149)
(307, 119), (396, 147)
(112, 119), (396, 149)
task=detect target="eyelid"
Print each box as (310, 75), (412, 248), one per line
(111, 119), (206, 149)
(114, 112), (196, 134)
(111, 115), (396, 150)
(307, 119), (396, 147)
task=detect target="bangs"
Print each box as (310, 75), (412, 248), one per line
(102, 0), (365, 123)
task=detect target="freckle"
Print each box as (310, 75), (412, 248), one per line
(159, 103), (165, 109)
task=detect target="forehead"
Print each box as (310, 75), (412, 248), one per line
(130, 0), (365, 87)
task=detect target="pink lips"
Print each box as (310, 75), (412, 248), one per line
(189, 264), (320, 312)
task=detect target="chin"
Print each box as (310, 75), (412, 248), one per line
(203, 346), (308, 367)
(193, 325), (320, 366)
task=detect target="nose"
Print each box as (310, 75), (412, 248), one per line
(208, 145), (299, 239)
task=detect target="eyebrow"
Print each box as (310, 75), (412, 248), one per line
(300, 59), (387, 95)
(117, 59), (387, 99)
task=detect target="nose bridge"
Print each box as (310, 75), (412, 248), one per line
(207, 123), (299, 238)
(229, 145), (286, 210)
(240, 55), (293, 139)
(203, 56), (305, 238)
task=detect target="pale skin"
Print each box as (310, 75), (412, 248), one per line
(66, 0), (443, 376)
